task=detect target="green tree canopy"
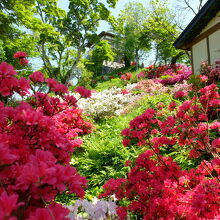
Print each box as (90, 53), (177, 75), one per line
(89, 40), (115, 76)
(143, 0), (189, 65)
(0, 0), (118, 83)
(111, 2), (151, 68)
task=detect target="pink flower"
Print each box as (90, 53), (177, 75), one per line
(137, 71), (145, 78)
(19, 58), (29, 66)
(46, 78), (68, 94)
(29, 71), (45, 83)
(74, 86), (91, 98)
(199, 75), (208, 82)
(0, 191), (23, 217)
(13, 51), (27, 59)
(120, 89), (129, 95)
(174, 90), (188, 98)
(0, 62), (17, 76)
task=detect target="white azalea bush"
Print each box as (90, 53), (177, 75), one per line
(75, 86), (139, 120)
(66, 199), (117, 220)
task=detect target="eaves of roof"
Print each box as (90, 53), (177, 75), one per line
(174, 0), (220, 50)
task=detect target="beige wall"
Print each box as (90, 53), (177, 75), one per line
(201, 11), (220, 34)
(192, 38), (208, 74)
(209, 29), (220, 64)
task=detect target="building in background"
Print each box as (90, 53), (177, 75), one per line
(87, 31), (125, 74)
(174, 0), (220, 74)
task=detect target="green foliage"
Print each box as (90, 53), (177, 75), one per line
(95, 78), (124, 91)
(89, 40), (115, 76)
(111, 2), (151, 67)
(160, 74), (172, 79)
(72, 92), (175, 198)
(76, 63), (94, 88)
(0, 40), (6, 62)
(144, 0), (189, 65)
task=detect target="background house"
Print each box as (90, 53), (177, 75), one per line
(87, 31), (125, 74)
(174, 0), (220, 74)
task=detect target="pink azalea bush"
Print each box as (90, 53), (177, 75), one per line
(100, 83), (220, 219)
(200, 61), (220, 84)
(138, 64), (192, 85)
(0, 56), (93, 219)
(134, 79), (169, 95)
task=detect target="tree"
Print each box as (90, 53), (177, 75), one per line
(89, 40), (115, 76)
(144, 0), (189, 65)
(0, 0), (118, 84)
(111, 2), (151, 68)
(0, 2), (38, 67)
(176, 0), (206, 16)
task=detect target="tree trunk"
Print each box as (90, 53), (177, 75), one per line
(124, 56), (130, 68)
(171, 51), (186, 65)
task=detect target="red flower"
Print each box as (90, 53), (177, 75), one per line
(116, 207), (127, 220)
(120, 72), (132, 81)
(0, 191), (23, 217)
(74, 86), (91, 98)
(46, 78), (68, 94)
(174, 90), (188, 98)
(13, 51), (27, 59)
(29, 71), (45, 83)
(121, 89), (129, 95)
(19, 58), (29, 66)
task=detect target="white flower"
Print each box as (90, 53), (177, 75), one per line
(73, 86), (139, 120)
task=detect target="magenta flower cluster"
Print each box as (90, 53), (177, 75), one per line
(0, 60), (93, 219)
(100, 83), (220, 219)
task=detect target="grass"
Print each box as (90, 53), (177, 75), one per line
(72, 92), (174, 199)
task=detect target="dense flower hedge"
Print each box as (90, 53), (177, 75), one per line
(100, 83), (220, 219)
(137, 64), (192, 85)
(76, 86), (139, 120)
(0, 60), (93, 219)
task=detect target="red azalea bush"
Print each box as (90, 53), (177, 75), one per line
(100, 150), (220, 220)
(120, 72), (132, 81)
(13, 51), (29, 66)
(0, 58), (93, 219)
(100, 83), (220, 219)
(74, 86), (92, 98)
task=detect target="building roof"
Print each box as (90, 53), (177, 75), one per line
(174, 0), (220, 50)
(99, 31), (115, 38)
(86, 31), (115, 48)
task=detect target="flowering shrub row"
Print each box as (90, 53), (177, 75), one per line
(66, 199), (117, 219)
(200, 61), (220, 84)
(76, 86), (139, 120)
(0, 59), (93, 219)
(137, 64), (192, 85)
(100, 150), (220, 219)
(100, 83), (220, 219)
